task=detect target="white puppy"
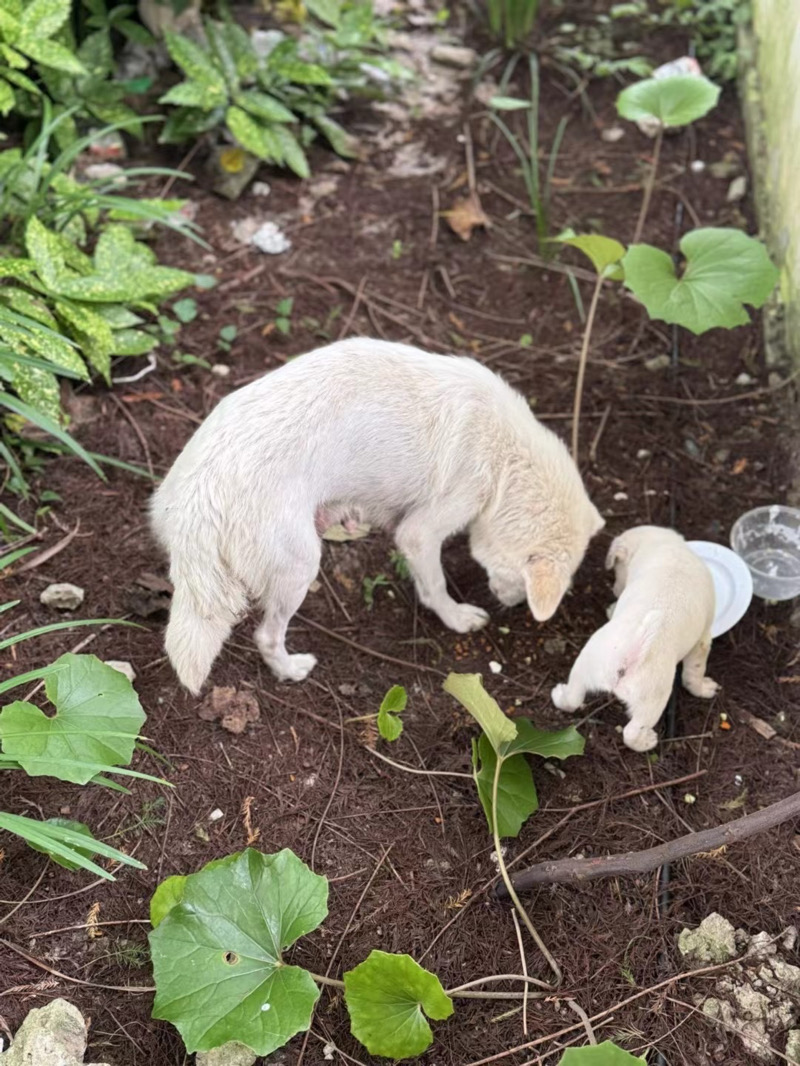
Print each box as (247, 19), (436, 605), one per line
(551, 525), (718, 752)
(152, 339), (603, 694)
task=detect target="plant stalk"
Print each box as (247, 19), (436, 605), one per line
(633, 125), (664, 245)
(571, 273), (605, 462)
(309, 972), (346, 989)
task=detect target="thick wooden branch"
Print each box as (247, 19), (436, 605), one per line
(500, 789), (800, 894)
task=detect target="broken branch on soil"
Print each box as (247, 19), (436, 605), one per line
(296, 613), (446, 676)
(503, 789), (800, 891)
(0, 937), (154, 995)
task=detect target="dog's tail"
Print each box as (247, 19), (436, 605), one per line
(153, 486), (248, 696)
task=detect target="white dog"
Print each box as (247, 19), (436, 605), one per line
(151, 339), (603, 694)
(551, 525), (718, 752)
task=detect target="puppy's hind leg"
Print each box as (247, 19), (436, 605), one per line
(394, 506), (489, 633)
(620, 680), (673, 752)
(682, 630), (719, 698)
(254, 533), (321, 682)
(551, 639), (600, 713)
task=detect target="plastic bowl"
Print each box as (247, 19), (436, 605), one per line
(730, 505), (800, 601)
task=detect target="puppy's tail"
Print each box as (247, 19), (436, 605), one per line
(153, 490), (248, 697)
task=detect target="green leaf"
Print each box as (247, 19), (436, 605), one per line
(622, 228), (779, 334)
(304, 0), (342, 26)
(158, 79), (214, 109)
(55, 300), (114, 379)
(313, 114), (358, 158)
(273, 125), (309, 178)
(0, 258), (36, 279)
(559, 1041), (647, 1064)
(150, 874), (188, 928)
(0, 653), (145, 785)
(236, 89), (294, 124)
(472, 735), (538, 839)
(556, 230), (626, 280)
(18, 0), (70, 40)
(616, 74), (720, 129)
(0, 811), (146, 879)
(25, 217), (66, 288)
(0, 78), (14, 115)
(225, 105), (279, 160)
(20, 38), (88, 75)
(273, 58), (331, 85)
(443, 673), (517, 754)
(377, 684), (406, 741)
(26, 816), (97, 870)
(503, 719), (585, 761)
(0, 391), (103, 478)
(111, 327), (157, 356)
(11, 363), (60, 421)
(344, 950), (453, 1059)
(164, 32), (227, 99)
(149, 848), (328, 1055)
(490, 95), (531, 111)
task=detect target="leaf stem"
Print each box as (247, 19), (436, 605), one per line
(571, 273), (604, 462)
(368, 748), (473, 780)
(633, 125), (663, 245)
(491, 755), (561, 988)
(308, 972), (346, 989)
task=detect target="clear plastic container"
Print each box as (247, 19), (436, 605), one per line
(730, 505), (800, 601)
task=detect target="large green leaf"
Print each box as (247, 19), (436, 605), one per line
(472, 735), (538, 839)
(616, 74), (720, 129)
(344, 951), (453, 1059)
(149, 848), (328, 1055)
(313, 114), (358, 158)
(55, 299), (114, 379)
(0, 78), (14, 115)
(11, 362), (60, 421)
(556, 229), (626, 280)
(21, 38), (87, 75)
(273, 125), (310, 178)
(623, 228), (779, 334)
(503, 719), (585, 761)
(18, 0), (71, 40)
(443, 673), (517, 754)
(164, 32), (227, 101)
(377, 684), (406, 742)
(158, 79), (212, 109)
(25, 216), (66, 287)
(0, 653), (146, 784)
(236, 89), (294, 124)
(150, 853), (240, 928)
(225, 105), (278, 160)
(559, 1041), (647, 1064)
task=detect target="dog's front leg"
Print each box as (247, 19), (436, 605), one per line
(395, 511), (489, 633)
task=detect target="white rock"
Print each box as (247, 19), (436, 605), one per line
(251, 181), (271, 197)
(251, 221), (292, 255)
(601, 126), (625, 143)
(209, 808), (224, 822)
(211, 364), (231, 378)
(678, 913), (737, 963)
(736, 372), (755, 385)
(727, 175), (747, 202)
(40, 583), (84, 611)
(489, 660), (503, 674)
(103, 660), (136, 684)
(195, 1043), (257, 1066)
(637, 448), (651, 459)
(430, 44), (477, 69)
(0, 998), (110, 1066)
(690, 159), (706, 173)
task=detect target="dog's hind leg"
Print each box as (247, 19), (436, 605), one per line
(254, 532), (321, 682)
(681, 631), (719, 698)
(621, 680), (673, 752)
(394, 506), (489, 633)
(551, 641), (599, 712)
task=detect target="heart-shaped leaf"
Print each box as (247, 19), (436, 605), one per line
(623, 228), (779, 334)
(0, 653), (145, 784)
(377, 685), (406, 741)
(150, 853), (240, 928)
(504, 719), (585, 761)
(344, 950), (453, 1059)
(472, 735), (538, 839)
(149, 848), (328, 1055)
(559, 1040), (647, 1064)
(443, 673), (517, 754)
(556, 230), (626, 280)
(616, 74), (720, 129)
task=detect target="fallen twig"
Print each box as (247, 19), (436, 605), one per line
(503, 789), (800, 891)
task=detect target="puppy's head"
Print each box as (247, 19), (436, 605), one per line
(605, 525), (685, 590)
(471, 493), (605, 622)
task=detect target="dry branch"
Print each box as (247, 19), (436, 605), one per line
(501, 789), (800, 893)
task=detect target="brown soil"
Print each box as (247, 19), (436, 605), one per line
(1, 14), (799, 1066)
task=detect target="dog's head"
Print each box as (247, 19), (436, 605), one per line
(470, 486), (605, 622)
(605, 525), (685, 591)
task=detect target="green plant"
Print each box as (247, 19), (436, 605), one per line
(558, 1043), (646, 1064)
(159, 3), (408, 178)
(486, 0), (540, 50)
(547, 18), (652, 83)
(0, 607), (165, 875)
(616, 73), (720, 242)
(554, 227), (778, 458)
(363, 571), (389, 608)
(489, 56), (567, 251)
(217, 323), (237, 351)
(274, 296), (293, 335)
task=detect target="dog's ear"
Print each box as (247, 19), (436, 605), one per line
(523, 556), (569, 622)
(605, 535), (628, 570)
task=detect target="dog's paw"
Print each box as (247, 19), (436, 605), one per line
(551, 684), (579, 712)
(443, 603), (489, 633)
(623, 722), (658, 752)
(695, 677), (720, 699)
(276, 653), (318, 682)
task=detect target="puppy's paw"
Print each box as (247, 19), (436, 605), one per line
(276, 653), (318, 682)
(695, 677), (720, 699)
(443, 602), (489, 633)
(551, 683), (579, 712)
(623, 722), (658, 752)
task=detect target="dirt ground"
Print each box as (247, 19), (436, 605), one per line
(1, 9), (799, 1066)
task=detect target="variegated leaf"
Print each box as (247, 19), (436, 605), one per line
(11, 363), (62, 423)
(25, 218), (66, 287)
(0, 258), (36, 279)
(225, 105), (279, 160)
(159, 79), (213, 109)
(55, 300), (114, 380)
(52, 267), (195, 303)
(19, 39), (87, 75)
(0, 286), (57, 327)
(95, 305), (144, 329)
(18, 0), (71, 41)
(111, 328), (157, 356)
(164, 32), (227, 97)
(0, 78), (14, 116)
(274, 125), (310, 178)
(236, 89), (294, 124)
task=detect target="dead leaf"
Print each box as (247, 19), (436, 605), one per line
(322, 523), (371, 542)
(87, 902), (102, 940)
(719, 787), (748, 810)
(732, 457), (748, 475)
(197, 686), (260, 735)
(241, 796), (260, 846)
(444, 192), (490, 242)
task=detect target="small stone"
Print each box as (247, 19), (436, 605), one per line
(690, 159), (706, 173)
(87, 130), (125, 160)
(678, 913), (738, 963)
(83, 162), (126, 184)
(636, 448), (651, 459)
(727, 175), (747, 202)
(211, 363), (231, 378)
(323, 1043), (336, 1061)
(709, 157), (740, 180)
(768, 372), (784, 388)
(644, 353), (671, 372)
(208, 808), (224, 822)
(251, 181), (271, 197)
(786, 1031), (800, 1063)
(684, 793), (696, 804)
(0, 998), (110, 1066)
(613, 491), (628, 501)
(543, 636), (567, 656)
(338, 683), (358, 696)
(251, 221), (292, 255)
(40, 583), (85, 611)
(684, 438), (702, 458)
(430, 44), (477, 68)
(195, 1041), (257, 1066)
(103, 660), (136, 684)
(601, 126), (625, 143)
(488, 660), (502, 674)
(714, 448), (731, 464)
(736, 372), (755, 385)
